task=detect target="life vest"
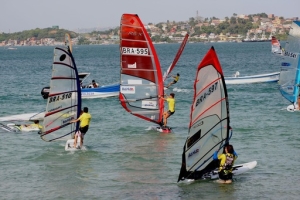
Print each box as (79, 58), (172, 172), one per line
(219, 153), (234, 174)
(223, 153), (234, 170)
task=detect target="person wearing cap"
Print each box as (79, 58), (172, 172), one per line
(92, 80), (99, 88)
(158, 93), (175, 127)
(166, 73), (180, 88)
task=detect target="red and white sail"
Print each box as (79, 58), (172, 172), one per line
(119, 14), (164, 125)
(163, 33), (189, 81)
(178, 47), (230, 182)
(271, 36), (282, 55)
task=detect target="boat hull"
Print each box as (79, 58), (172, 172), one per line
(82, 83), (119, 99)
(42, 83), (120, 99)
(225, 72), (280, 84)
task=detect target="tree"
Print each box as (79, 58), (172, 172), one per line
(230, 17), (237, 24)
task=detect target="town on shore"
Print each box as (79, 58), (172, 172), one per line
(0, 12), (298, 47)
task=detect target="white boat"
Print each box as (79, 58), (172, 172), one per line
(225, 71), (280, 84)
(278, 21), (300, 112)
(177, 47), (256, 182)
(39, 33), (81, 143)
(41, 72), (119, 99)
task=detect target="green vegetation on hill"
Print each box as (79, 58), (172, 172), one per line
(0, 28), (77, 42)
(0, 12), (291, 43)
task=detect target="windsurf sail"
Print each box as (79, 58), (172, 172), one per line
(163, 33), (189, 81)
(40, 33), (81, 142)
(178, 47), (231, 182)
(278, 21), (300, 105)
(119, 13), (164, 125)
(0, 112), (44, 122)
(0, 111), (45, 132)
(271, 36), (282, 55)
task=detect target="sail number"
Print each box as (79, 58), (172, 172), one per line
(196, 82), (218, 107)
(48, 93), (72, 103)
(284, 51), (297, 58)
(122, 47), (148, 55)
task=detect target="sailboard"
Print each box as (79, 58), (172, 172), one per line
(163, 33), (189, 82)
(177, 47), (256, 182)
(119, 13), (170, 133)
(271, 36), (283, 55)
(39, 33), (82, 144)
(278, 21), (300, 112)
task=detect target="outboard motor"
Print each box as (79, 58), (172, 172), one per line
(41, 86), (50, 99)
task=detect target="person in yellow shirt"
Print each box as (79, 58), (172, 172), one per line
(213, 144), (237, 184)
(17, 120), (42, 131)
(70, 107), (91, 148)
(159, 93), (175, 127)
(166, 73), (180, 88)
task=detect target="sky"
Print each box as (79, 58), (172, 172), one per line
(1, 0), (299, 33)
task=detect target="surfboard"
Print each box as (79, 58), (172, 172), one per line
(287, 104), (300, 112)
(149, 126), (172, 133)
(194, 161), (258, 180)
(64, 137), (85, 151)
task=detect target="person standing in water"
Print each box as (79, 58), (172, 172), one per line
(213, 144), (237, 184)
(158, 93), (175, 128)
(70, 107), (91, 148)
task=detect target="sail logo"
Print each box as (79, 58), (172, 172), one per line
(193, 121), (204, 129)
(127, 31), (143, 37)
(62, 116), (74, 124)
(196, 82), (218, 107)
(121, 86), (135, 94)
(284, 51), (297, 59)
(141, 100), (157, 108)
(82, 92), (95, 96)
(128, 62), (137, 68)
(122, 47), (148, 55)
(188, 148), (199, 158)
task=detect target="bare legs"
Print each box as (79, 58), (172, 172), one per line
(216, 179), (232, 184)
(166, 82), (174, 88)
(162, 111), (170, 127)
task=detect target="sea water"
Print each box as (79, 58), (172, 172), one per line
(0, 42), (299, 200)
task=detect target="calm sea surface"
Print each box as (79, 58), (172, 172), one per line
(0, 42), (299, 200)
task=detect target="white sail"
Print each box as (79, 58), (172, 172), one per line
(40, 34), (81, 142)
(178, 47), (230, 181)
(0, 112), (44, 122)
(278, 21), (300, 106)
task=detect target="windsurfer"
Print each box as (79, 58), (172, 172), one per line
(18, 120), (42, 130)
(166, 73), (180, 88)
(213, 144), (237, 184)
(70, 107), (91, 148)
(159, 93), (175, 128)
